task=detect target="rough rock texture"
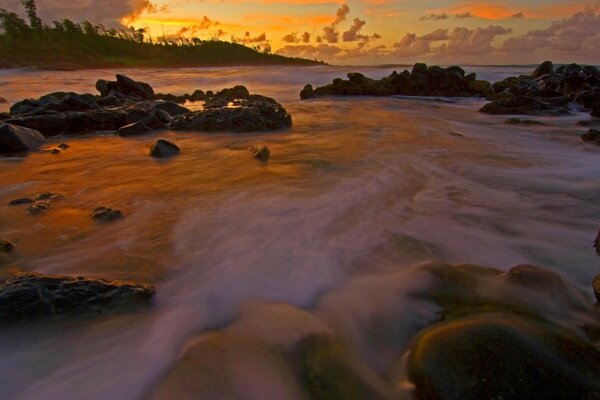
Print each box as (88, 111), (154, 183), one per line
(172, 87), (292, 133)
(481, 61), (600, 117)
(407, 314), (600, 400)
(249, 144), (270, 161)
(6, 77), (291, 136)
(582, 129), (600, 145)
(0, 123), (46, 153)
(150, 139), (180, 158)
(0, 272), (154, 322)
(300, 65), (491, 99)
(92, 207), (124, 223)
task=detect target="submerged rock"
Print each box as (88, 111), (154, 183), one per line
(582, 129), (600, 145)
(249, 144), (270, 161)
(150, 139), (180, 158)
(118, 122), (153, 137)
(0, 123), (46, 153)
(480, 96), (568, 115)
(92, 207), (124, 223)
(594, 230), (600, 256)
(0, 240), (13, 253)
(0, 272), (154, 322)
(407, 314), (600, 400)
(0, 96), (6, 103)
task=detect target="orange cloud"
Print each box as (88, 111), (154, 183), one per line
(428, 2), (588, 20)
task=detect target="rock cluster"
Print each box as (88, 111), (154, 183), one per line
(171, 86), (292, 133)
(249, 144), (270, 161)
(0, 272), (154, 322)
(91, 207), (124, 223)
(300, 64), (492, 99)
(8, 192), (63, 215)
(481, 61), (600, 117)
(2, 75), (292, 143)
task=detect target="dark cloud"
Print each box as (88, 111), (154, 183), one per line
(455, 12), (473, 19)
(234, 31), (267, 44)
(420, 13), (449, 21)
(176, 16), (219, 37)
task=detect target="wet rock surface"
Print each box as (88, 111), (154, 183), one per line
(582, 129), (600, 145)
(0, 123), (46, 153)
(91, 207), (124, 223)
(249, 144), (270, 161)
(0, 239), (14, 253)
(4, 76), (292, 136)
(0, 272), (154, 322)
(8, 192), (63, 214)
(150, 139), (180, 158)
(407, 314), (600, 400)
(171, 88), (292, 133)
(481, 61), (600, 117)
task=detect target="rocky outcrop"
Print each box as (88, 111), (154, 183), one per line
(481, 61), (600, 117)
(300, 64), (492, 99)
(171, 88), (292, 133)
(0, 123), (46, 153)
(150, 139), (180, 158)
(0, 272), (154, 322)
(6, 76), (291, 136)
(249, 144), (270, 161)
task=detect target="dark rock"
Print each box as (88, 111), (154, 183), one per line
(0, 272), (154, 322)
(126, 108), (153, 124)
(8, 197), (33, 206)
(581, 129), (600, 145)
(172, 94), (292, 133)
(297, 334), (389, 400)
(407, 314), (600, 400)
(154, 109), (172, 124)
(0, 96), (6, 104)
(188, 89), (206, 102)
(116, 74), (153, 99)
(153, 93), (187, 104)
(0, 240), (13, 253)
(412, 63), (428, 75)
(35, 192), (62, 201)
(574, 88), (600, 109)
(27, 201), (51, 214)
(92, 207), (124, 223)
(118, 122), (152, 137)
(0, 112), (10, 121)
(480, 96), (568, 115)
(300, 84), (315, 100)
(565, 63), (582, 77)
(0, 123), (46, 153)
(96, 95), (119, 107)
(215, 85), (250, 99)
(150, 139), (180, 158)
(249, 144), (270, 161)
(532, 61), (554, 78)
(593, 274), (600, 303)
(57, 143), (69, 149)
(150, 101), (191, 117)
(6, 109), (127, 137)
(503, 264), (566, 292)
(467, 80), (493, 97)
(594, 230), (600, 256)
(592, 103), (600, 118)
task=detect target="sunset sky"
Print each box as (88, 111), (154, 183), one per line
(3, 0), (600, 64)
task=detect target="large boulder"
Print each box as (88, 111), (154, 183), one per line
(0, 123), (45, 153)
(532, 61), (554, 78)
(0, 272), (154, 322)
(150, 101), (191, 117)
(407, 314), (600, 400)
(96, 74), (154, 99)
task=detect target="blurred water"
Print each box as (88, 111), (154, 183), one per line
(0, 65), (599, 399)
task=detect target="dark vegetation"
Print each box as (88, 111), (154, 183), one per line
(0, 0), (322, 69)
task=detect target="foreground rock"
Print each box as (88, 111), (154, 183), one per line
(6, 77), (291, 136)
(0, 240), (13, 253)
(249, 144), (270, 161)
(300, 64), (491, 99)
(582, 129), (600, 145)
(0, 123), (46, 153)
(150, 139), (180, 158)
(92, 207), (124, 223)
(171, 87), (292, 132)
(481, 61), (600, 117)
(0, 272), (154, 322)
(407, 314), (600, 400)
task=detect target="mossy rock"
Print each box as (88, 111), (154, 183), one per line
(407, 314), (600, 400)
